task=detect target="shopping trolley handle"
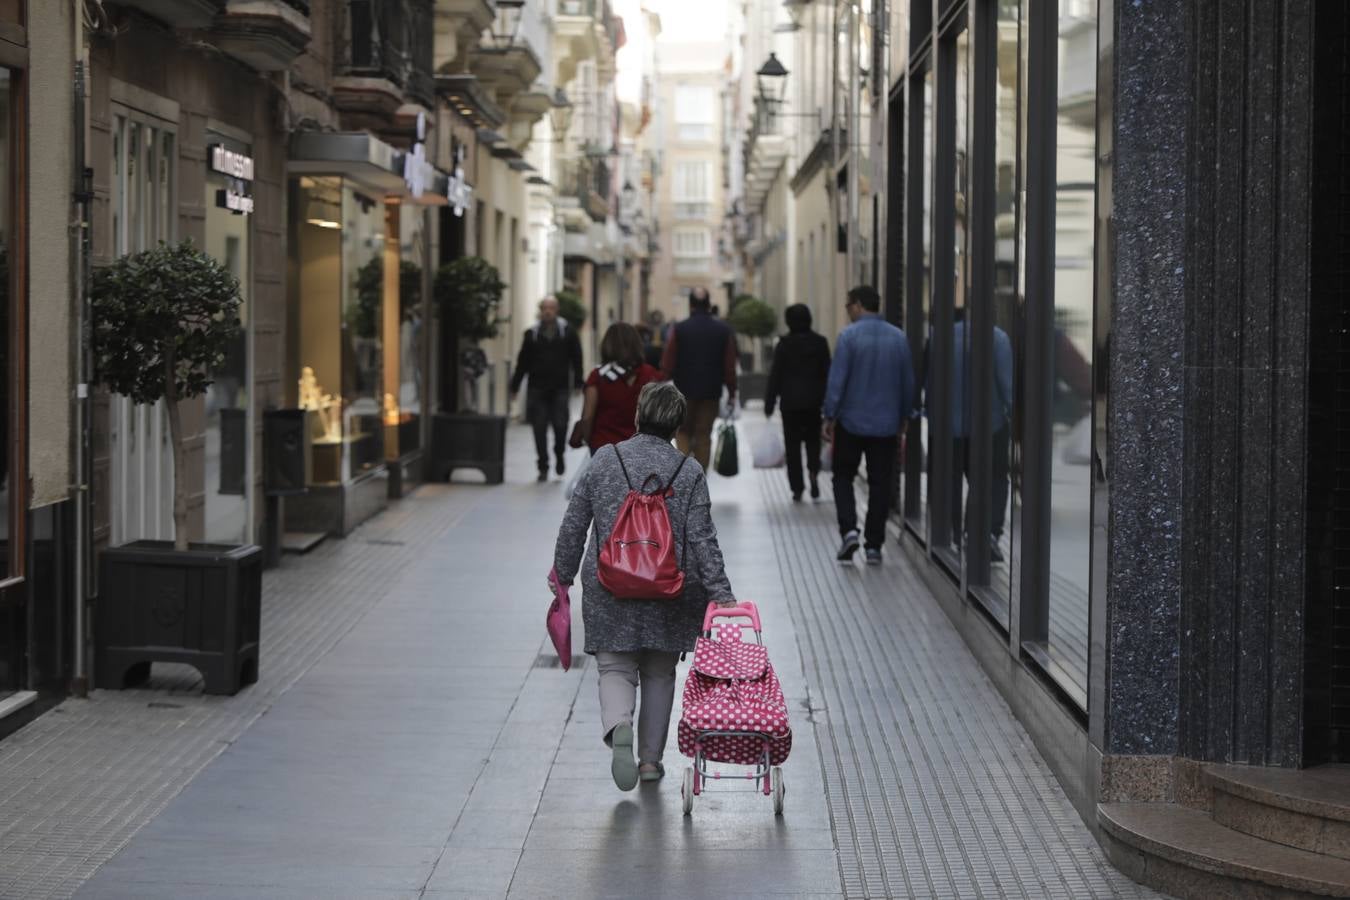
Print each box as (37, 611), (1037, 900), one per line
(703, 600), (761, 633)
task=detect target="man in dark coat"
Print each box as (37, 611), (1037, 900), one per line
(510, 295), (584, 481)
(765, 303), (831, 501)
(660, 287), (738, 470)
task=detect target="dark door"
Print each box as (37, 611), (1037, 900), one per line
(0, 62), (26, 698)
(1304, 0), (1350, 766)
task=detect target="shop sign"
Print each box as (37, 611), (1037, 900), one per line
(209, 143), (255, 216)
(447, 143), (472, 218)
(403, 112), (435, 199)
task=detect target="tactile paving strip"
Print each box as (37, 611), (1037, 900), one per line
(759, 470), (1160, 899)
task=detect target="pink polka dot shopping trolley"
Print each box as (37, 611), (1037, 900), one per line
(677, 601), (792, 815)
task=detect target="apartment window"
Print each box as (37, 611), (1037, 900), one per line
(674, 86), (716, 142)
(111, 112), (176, 256)
(673, 160), (713, 220)
(672, 226), (711, 275)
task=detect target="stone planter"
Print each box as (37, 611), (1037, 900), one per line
(432, 413), (507, 484)
(96, 542), (262, 696)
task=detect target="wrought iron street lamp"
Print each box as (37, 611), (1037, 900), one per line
(550, 87), (574, 139)
(756, 53), (789, 109)
(485, 0), (525, 51)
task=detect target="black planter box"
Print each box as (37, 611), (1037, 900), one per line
(96, 542), (262, 696)
(431, 413), (507, 484)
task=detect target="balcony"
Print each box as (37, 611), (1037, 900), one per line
(744, 102), (789, 210)
(557, 157), (610, 230)
(334, 0), (435, 132)
(212, 0), (312, 72)
(553, 0), (619, 85)
(113, 0), (220, 28)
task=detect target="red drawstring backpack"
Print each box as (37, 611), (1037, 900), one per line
(598, 448), (690, 599)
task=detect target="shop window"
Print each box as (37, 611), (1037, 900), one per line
(291, 176), (385, 486)
(1044, 0), (1097, 697)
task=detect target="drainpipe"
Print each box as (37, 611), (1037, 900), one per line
(71, 57), (93, 698)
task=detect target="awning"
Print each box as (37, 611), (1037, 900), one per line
(289, 131), (461, 206)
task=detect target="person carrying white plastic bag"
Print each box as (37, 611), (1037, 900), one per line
(751, 426), (786, 468)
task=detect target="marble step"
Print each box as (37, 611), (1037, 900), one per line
(1207, 764), (1350, 861)
(1098, 802), (1350, 899)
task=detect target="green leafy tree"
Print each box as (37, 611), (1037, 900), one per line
(434, 256), (508, 343)
(555, 288), (587, 331)
(728, 295), (777, 340)
(731, 293), (757, 314)
(92, 240), (243, 551)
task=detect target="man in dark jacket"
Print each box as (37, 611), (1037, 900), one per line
(765, 304), (831, 501)
(510, 295), (584, 481)
(660, 287), (738, 470)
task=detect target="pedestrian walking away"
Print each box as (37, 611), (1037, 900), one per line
(510, 294), (584, 482)
(823, 285), (916, 565)
(765, 303), (831, 502)
(553, 382), (737, 790)
(571, 322), (664, 455)
(662, 287), (739, 471)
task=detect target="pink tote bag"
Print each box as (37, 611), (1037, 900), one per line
(546, 567), (572, 671)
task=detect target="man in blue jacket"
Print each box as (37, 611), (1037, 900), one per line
(823, 285), (915, 564)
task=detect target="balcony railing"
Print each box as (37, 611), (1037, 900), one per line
(561, 157), (611, 223)
(342, 0), (434, 109)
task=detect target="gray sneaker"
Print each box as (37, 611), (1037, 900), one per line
(865, 547), (882, 566)
(837, 530), (860, 562)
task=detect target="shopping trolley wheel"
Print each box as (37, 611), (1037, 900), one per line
(682, 768), (695, 816)
(772, 766), (785, 815)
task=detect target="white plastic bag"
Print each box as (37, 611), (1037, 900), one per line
(751, 428), (786, 469)
(563, 451), (591, 500)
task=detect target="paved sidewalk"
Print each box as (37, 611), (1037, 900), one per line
(0, 416), (1159, 899)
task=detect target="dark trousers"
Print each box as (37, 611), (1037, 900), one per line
(527, 388), (570, 471)
(832, 425), (898, 550)
(781, 410), (822, 494)
(949, 425), (1012, 541)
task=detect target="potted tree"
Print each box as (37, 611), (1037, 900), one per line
(92, 240), (261, 696)
(728, 295), (778, 408)
(554, 288), (588, 333)
(431, 256), (510, 484)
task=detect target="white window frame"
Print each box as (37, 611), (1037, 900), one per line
(674, 86), (716, 142)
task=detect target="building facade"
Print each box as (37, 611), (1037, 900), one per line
(649, 39), (734, 324)
(0, 0), (80, 739)
(881, 0), (1350, 894)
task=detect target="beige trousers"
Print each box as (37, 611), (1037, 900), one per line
(596, 650), (681, 764)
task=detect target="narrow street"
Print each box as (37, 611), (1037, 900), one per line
(0, 419), (1155, 899)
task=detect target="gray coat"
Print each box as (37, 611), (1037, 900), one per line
(554, 433), (736, 654)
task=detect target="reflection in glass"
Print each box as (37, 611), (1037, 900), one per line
(945, 29), (970, 576)
(1047, 0), (1098, 693)
(203, 134), (251, 545)
(909, 69), (933, 533)
(985, 0), (1022, 622)
(343, 185), (385, 479)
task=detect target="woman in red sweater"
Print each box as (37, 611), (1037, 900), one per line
(570, 323), (664, 454)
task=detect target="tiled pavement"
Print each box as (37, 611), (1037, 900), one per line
(0, 416), (1160, 899)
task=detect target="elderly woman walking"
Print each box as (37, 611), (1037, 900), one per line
(553, 382), (737, 790)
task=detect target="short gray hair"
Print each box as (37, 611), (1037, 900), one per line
(635, 382), (687, 439)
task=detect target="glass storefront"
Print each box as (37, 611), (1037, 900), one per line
(898, 0), (1105, 709)
(290, 172), (432, 489)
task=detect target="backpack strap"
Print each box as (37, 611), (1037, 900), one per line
(613, 445), (634, 490)
(662, 454), (691, 494)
